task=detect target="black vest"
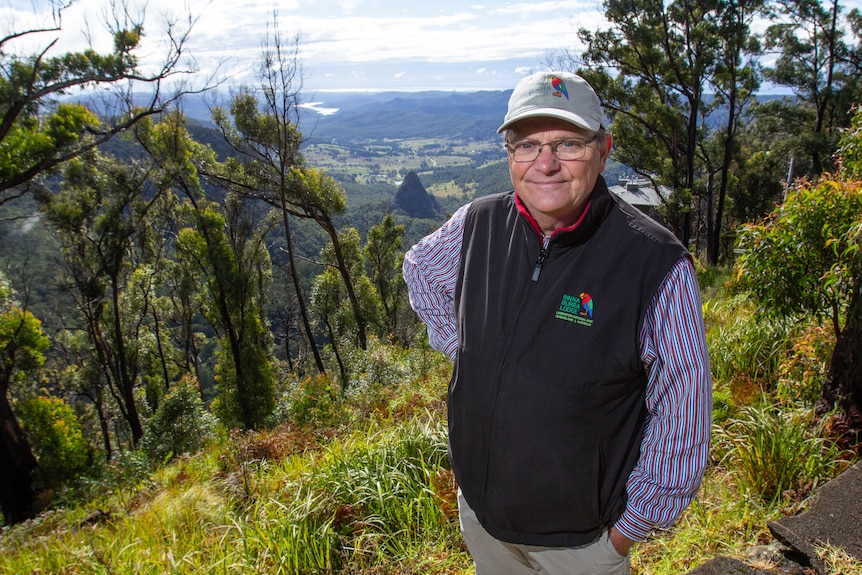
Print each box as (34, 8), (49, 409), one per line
(450, 177), (687, 547)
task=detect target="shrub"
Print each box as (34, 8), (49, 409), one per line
(16, 395), (89, 489)
(281, 373), (349, 429)
(777, 323), (835, 406)
(142, 376), (217, 463)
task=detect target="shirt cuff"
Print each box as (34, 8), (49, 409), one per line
(613, 507), (655, 542)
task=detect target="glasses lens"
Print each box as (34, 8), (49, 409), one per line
(507, 139), (592, 162)
(510, 142), (538, 161)
(554, 140), (587, 160)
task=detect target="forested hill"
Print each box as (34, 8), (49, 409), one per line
(181, 90), (511, 142)
(180, 88), (783, 143)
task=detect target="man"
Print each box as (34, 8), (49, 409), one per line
(403, 71), (712, 574)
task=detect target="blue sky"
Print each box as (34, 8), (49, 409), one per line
(2, 0), (861, 95)
(0, 0), (614, 92)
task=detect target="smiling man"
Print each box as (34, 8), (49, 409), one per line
(403, 71), (712, 575)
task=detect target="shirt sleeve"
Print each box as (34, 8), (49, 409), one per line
(614, 256), (713, 542)
(402, 203), (470, 360)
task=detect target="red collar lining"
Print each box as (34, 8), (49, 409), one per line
(514, 193), (593, 238)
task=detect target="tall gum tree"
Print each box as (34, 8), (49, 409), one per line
(762, 0), (860, 176)
(39, 149), (171, 446)
(702, 0), (765, 264)
(204, 24), (367, 372)
(573, 0), (719, 247)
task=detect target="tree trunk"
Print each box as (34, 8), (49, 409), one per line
(111, 279), (143, 445)
(94, 386), (113, 461)
(326, 319), (347, 391)
(817, 278), (862, 437)
(0, 389), (38, 525)
(280, 204), (326, 374)
(321, 217), (367, 350)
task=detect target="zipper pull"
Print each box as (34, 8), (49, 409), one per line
(532, 236), (551, 282)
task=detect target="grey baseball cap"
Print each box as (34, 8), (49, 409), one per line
(497, 71), (605, 133)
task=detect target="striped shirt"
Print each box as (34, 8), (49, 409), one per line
(403, 201), (712, 542)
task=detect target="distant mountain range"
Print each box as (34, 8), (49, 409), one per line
(178, 90), (511, 143)
(175, 89), (792, 145)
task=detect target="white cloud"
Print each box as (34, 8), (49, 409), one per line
(489, 1), (599, 17)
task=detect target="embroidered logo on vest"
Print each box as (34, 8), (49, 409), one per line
(555, 292), (594, 326)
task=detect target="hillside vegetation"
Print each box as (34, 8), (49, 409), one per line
(1, 270), (860, 573)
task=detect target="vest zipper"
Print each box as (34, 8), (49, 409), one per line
(532, 235), (551, 282)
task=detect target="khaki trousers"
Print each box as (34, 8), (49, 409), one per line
(458, 491), (631, 575)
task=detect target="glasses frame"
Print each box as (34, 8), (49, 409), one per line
(504, 135), (599, 163)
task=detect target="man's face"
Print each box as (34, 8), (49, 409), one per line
(507, 117), (612, 234)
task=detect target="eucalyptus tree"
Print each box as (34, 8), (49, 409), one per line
(311, 227), (379, 389)
(205, 24), (367, 375)
(0, 0), (198, 205)
(762, 0), (859, 176)
(174, 196), (276, 430)
(363, 214), (406, 339)
(702, 0), (767, 264)
(134, 112), (276, 430)
(574, 0), (721, 247)
(39, 149), (170, 446)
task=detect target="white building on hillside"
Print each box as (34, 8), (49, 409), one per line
(608, 176), (666, 210)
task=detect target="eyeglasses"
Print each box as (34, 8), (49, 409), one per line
(504, 136), (598, 162)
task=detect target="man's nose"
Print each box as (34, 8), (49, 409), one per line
(534, 143), (560, 169)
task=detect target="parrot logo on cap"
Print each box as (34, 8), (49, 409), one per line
(550, 76), (569, 99)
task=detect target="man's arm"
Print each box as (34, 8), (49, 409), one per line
(614, 256), (713, 544)
(402, 204), (470, 360)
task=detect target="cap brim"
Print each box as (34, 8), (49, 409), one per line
(497, 109), (600, 134)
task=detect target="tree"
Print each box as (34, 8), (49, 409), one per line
(16, 395), (88, 490)
(0, 272), (50, 525)
(0, 0), (198, 204)
(175, 196), (276, 430)
(311, 227), (379, 389)
(205, 20), (367, 373)
(141, 375), (216, 462)
(702, 0), (766, 264)
(762, 0), (858, 176)
(736, 106), (862, 429)
(572, 0), (720, 246)
(364, 214), (406, 338)
(40, 150), (167, 446)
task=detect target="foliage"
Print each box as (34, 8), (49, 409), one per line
(839, 104), (862, 177)
(0, 302), (50, 387)
(16, 395), (88, 489)
(141, 377), (217, 463)
(712, 403), (851, 504)
(0, 5), (195, 203)
(282, 373), (350, 429)
(777, 323), (836, 405)
(762, 0), (861, 175)
(176, 198), (277, 430)
(364, 214), (407, 337)
(703, 294), (796, 403)
(736, 177), (862, 338)
(0, 272), (51, 524)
